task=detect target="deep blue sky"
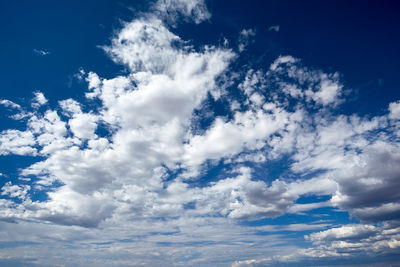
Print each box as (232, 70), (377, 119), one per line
(1, 0), (399, 114)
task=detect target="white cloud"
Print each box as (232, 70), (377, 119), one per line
(59, 99), (82, 115)
(268, 56), (343, 106)
(0, 13), (236, 230)
(306, 224), (378, 243)
(103, 19), (180, 73)
(183, 107), (291, 168)
(306, 74), (342, 105)
(0, 99), (21, 110)
(68, 113), (98, 140)
(1, 182), (30, 200)
(0, 129), (37, 156)
(33, 48), (50, 56)
(268, 25), (280, 32)
(152, 0), (211, 24)
(0, 99), (33, 120)
(389, 100), (400, 120)
(238, 28), (256, 52)
(269, 55), (297, 71)
(31, 91), (48, 108)
(304, 223), (400, 256)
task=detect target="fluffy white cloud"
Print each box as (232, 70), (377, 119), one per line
(304, 223), (400, 256)
(0, 12), (236, 229)
(59, 98), (82, 115)
(1, 182), (30, 200)
(0, 129), (36, 156)
(183, 106), (293, 169)
(68, 113), (98, 139)
(31, 91), (48, 108)
(389, 100), (400, 120)
(306, 224), (378, 243)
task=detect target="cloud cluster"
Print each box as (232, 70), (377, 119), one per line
(152, 0), (211, 24)
(234, 223), (400, 266)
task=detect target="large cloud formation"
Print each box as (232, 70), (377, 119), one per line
(0, 0), (399, 266)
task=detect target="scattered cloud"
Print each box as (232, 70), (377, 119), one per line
(268, 25), (280, 32)
(31, 92), (48, 109)
(33, 49), (50, 56)
(389, 100), (400, 120)
(0, 99), (21, 110)
(152, 0), (211, 24)
(238, 28), (256, 52)
(0, 129), (37, 156)
(1, 182), (30, 199)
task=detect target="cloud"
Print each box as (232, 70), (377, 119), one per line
(234, 223), (400, 266)
(306, 224), (378, 243)
(1, 182), (30, 200)
(31, 92), (48, 109)
(389, 100), (400, 120)
(268, 55), (344, 106)
(1, 30), (398, 227)
(238, 28), (256, 52)
(0, 129), (37, 156)
(152, 0), (211, 24)
(0, 99), (21, 110)
(268, 25), (280, 32)
(33, 49), (50, 56)
(0, 11), (235, 229)
(304, 223), (400, 256)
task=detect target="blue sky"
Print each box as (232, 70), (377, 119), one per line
(0, 0), (400, 266)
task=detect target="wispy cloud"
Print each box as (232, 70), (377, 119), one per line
(268, 25), (280, 32)
(238, 28), (256, 52)
(33, 48), (50, 56)
(0, 99), (21, 110)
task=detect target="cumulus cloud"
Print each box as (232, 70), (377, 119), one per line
(0, 129), (37, 156)
(1, 182), (30, 200)
(31, 91), (48, 108)
(304, 223), (400, 257)
(306, 224), (379, 243)
(389, 100), (400, 120)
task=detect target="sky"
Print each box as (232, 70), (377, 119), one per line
(0, 0), (400, 266)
